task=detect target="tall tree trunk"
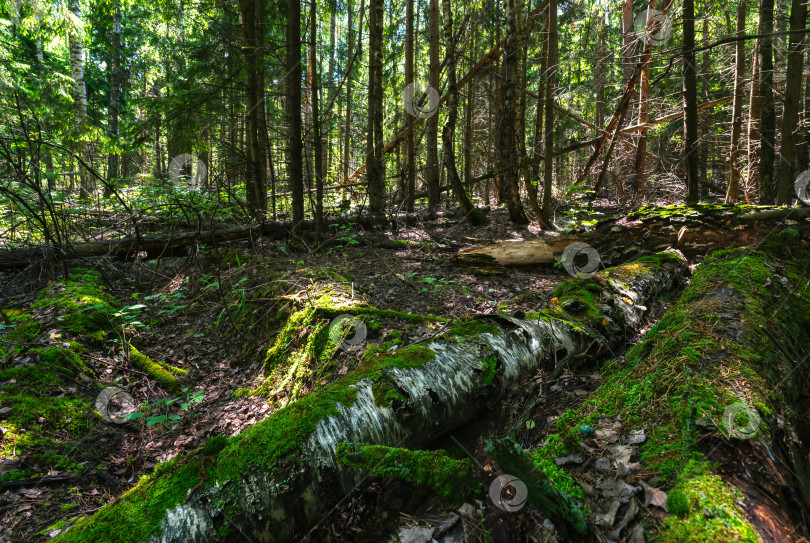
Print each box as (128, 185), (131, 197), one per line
(324, 0), (336, 181)
(256, 0), (269, 212)
(105, 1), (122, 198)
(524, 6), (547, 222)
(404, 0), (416, 212)
(239, 0), (266, 217)
(594, 11), (606, 130)
(463, 30), (475, 191)
(366, 0), (385, 215)
(683, 0), (700, 204)
(757, 0), (776, 204)
(341, 0), (355, 199)
(726, 2), (746, 203)
(540, 0), (557, 226)
(775, 0), (806, 204)
(287, 0), (304, 232)
(698, 16), (710, 195)
(68, 0), (89, 199)
(310, 0), (324, 238)
(618, 0), (634, 198)
(633, 0), (657, 200)
(800, 52), (810, 172)
(441, 0), (485, 224)
(426, 0), (441, 210)
(498, 0), (530, 224)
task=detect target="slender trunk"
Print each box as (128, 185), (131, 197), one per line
(324, 0), (336, 180)
(594, 13), (606, 129)
(367, 0), (384, 214)
(441, 0), (484, 224)
(800, 53), (810, 172)
(698, 17), (710, 195)
(463, 31), (475, 191)
(498, 0), (530, 224)
(405, 0), (416, 211)
(310, 0), (324, 238)
(540, 0), (556, 226)
(426, 0), (441, 209)
(633, 0), (657, 199)
(748, 45), (762, 200)
(342, 0), (355, 199)
(239, 0), (266, 216)
(255, 0), (269, 212)
(525, 5), (548, 220)
(68, 0), (89, 199)
(683, 0), (700, 204)
(726, 2), (746, 203)
(287, 0), (304, 232)
(105, 2), (122, 198)
(618, 0), (634, 198)
(775, 0), (806, 204)
(757, 0), (776, 204)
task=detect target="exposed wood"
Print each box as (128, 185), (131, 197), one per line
(55, 255), (686, 543)
(458, 205), (810, 267)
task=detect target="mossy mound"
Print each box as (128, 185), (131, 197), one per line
(534, 232), (810, 540)
(257, 285), (438, 401)
(31, 268), (119, 341)
(336, 442), (480, 503)
(0, 278), (104, 477)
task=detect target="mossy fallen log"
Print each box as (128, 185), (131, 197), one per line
(127, 345), (187, 393)
(54, 253), (686, 543)
(0, 211), (461, 269)
(487, 438), (590, 541)
(458, 203), (810, 267)
(529, 229), (810, 541)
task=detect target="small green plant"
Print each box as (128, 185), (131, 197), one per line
(123, 388), (205, 428)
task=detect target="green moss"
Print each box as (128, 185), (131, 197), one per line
(127, 345), (183, 392)
(481, 355), (497, 387)
(661, 461), (758, 542)
(528, 451), (585, 500)
(335, 443), (479, 503)
(31, 269), (119, 341)
(520, 244), (810, 541)
(447, 320), (501, 338)
(54, 452), (202, 543)
(201, 435), (229, 455)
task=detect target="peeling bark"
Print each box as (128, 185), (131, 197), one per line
(56, 255), (686, 543)
(458, 204), (810, 267)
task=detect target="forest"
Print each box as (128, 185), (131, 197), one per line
(0, 0), (809, 540)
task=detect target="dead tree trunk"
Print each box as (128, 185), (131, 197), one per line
(54, 254), (687, 543)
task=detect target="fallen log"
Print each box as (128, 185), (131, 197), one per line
(526, 229), (810, 540)
(55, 253), (687, 543)
(457, 203), (810, 267)
(0, 211), (462, 269)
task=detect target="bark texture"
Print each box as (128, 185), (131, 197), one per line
(54, 255), (687, 543)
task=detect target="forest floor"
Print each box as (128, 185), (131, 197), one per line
(0, 201), (749, 542)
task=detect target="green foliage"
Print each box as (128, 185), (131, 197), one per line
(335, 443), (479, 503)
(123, 388), (204, 428)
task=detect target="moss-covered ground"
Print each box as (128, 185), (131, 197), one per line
(527, 230), (810, 540)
